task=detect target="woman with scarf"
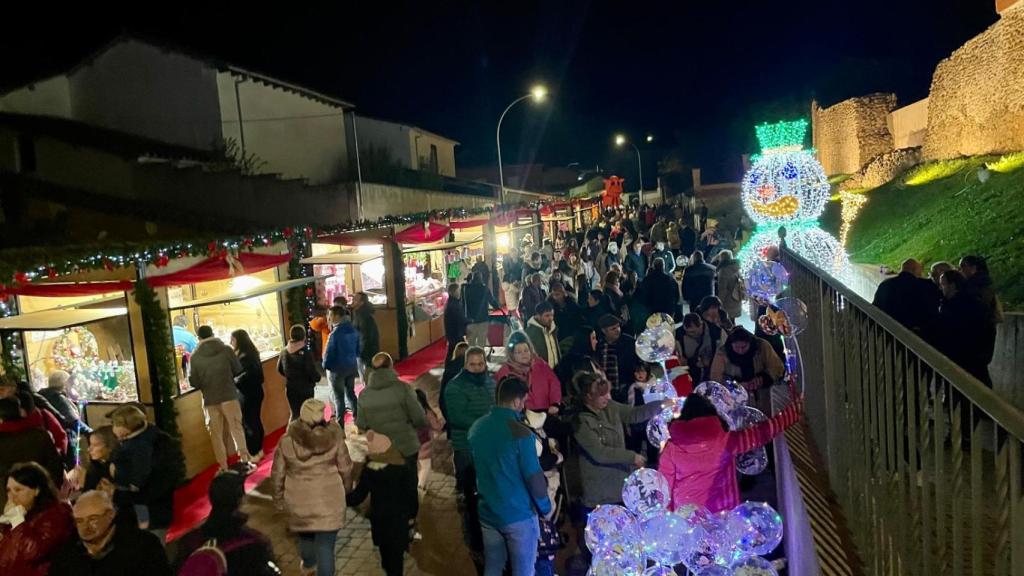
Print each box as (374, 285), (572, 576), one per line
(709, 327), (785, 413)
(493, 332), (561, 416)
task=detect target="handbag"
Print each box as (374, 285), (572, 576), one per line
(537, 515), (564, 557)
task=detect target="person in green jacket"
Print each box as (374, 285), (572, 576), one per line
(572, 371), (669, 509)
(442, 346), (496, 573)
(357, 353), (427, 468)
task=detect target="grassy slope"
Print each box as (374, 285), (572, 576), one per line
(819, 158), (1024, 310)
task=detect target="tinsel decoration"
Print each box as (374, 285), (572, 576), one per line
(133, 279), (181, 440)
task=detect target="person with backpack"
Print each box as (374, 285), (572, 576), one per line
(176, 472), (278, 576)
(346, 432), (420, 576)
(109, 404), (184, 544)
(277, 324), (323, 419)
(271, 398), (353, 576)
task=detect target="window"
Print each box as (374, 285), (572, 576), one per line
(429, 144), (439, 174)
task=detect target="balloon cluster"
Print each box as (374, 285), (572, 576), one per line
(745, 260), (808, 396)
(586, 468), (784, 575)
(636, 314), (686, 451)
(692, 381), (767, 476)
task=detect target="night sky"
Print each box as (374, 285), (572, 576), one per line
(1, 1), (997, 184)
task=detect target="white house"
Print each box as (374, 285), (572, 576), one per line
(356, 116), (459, 177)
(0, 36), (355, 185)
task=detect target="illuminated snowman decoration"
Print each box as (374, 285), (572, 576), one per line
(738, 119), (849, 279)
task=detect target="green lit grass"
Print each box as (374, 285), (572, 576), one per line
(902, 157), (987, 186)
(986, 151), (1024, 174)
(828, 174), (852, 185)
(820, 158), (1024, 310)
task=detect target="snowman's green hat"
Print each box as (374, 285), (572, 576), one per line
(755, 119), (809, 153)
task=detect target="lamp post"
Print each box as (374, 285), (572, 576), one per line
(497, 84), (547, 203)
(615, 134), (652, 203)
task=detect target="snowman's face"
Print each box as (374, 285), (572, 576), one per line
(742, 151), (829, 225)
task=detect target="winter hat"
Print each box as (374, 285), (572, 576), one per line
(299, 398), (327, 426)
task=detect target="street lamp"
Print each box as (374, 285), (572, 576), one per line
(614, 133), (645, 201)
(497, 84), (548, 203)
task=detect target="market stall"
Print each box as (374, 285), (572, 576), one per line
(400, 238), (482, 354)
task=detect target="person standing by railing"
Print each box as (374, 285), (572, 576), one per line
(936, 270), (994, 386)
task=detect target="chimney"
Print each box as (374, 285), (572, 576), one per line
(997, 0), (1020, 14)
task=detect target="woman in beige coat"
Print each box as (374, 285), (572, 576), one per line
(271, 398), (353, 576)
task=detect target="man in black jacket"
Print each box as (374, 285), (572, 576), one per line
(638, 257), (680, 316)
(444, 283), (469, 356)
(679, 221), (697, 258)
(936, 270), (993, 386)
(682, 251), (716, 313)
(463, 272), (500, 348)
(872, 259), (940, 337)
(548, 281), (584, 346)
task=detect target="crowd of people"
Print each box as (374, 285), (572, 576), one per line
(1, 199), (807, 576)
(872, 256), (1003, 385)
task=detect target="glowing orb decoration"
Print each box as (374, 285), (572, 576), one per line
(640, 509), (698, 567)
(729, 555), (779, 576)
(643, 379), (679, 405)
(647, 413), (671, 451)
(676, 503), (711, 527)
(738, 225), (850, 281)
(730, 406), (769, 475)
(636, 325), (677, 363)
(622, 468), (672, 519)
(745, 260), (789, 302)
(743, 151), (828, 225)
(774, 297), (808, 336)
(728, 501), (784, 557)
(589, 548), (645, 576)
(643, 566), (678, 576)
(697, 566), (735, 576)
(585, 505), (640, 556)
(694, 381), (749, 426)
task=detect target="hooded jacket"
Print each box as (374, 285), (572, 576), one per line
(715, 259), (745, 320)
(442, 369), (496, 452)
(277, 341), (322, 392)
(356, 368), (427, 458)
(525, 316), (560, 368)
(188, 338), (242, 406)
(659, 401), (801, 513)
(271, 419), (353, 532)
(494, 356), (562, 412)
(573, 399), (664, 507)
(352, 306), (381, 362)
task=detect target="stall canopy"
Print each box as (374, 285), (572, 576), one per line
(299, 253), (382, 266)
(1, 280), (135, 298)
(393, 222), (451, 245)
(168, 276), (325, 310)
(148, 252), (291, 287)
(0, 307), (128, 330)
(401, 238), (483, 255)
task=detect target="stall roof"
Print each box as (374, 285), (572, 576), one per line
(402, 238), (483, 254)
(299, 253), (382, 266)
(169, 276), (325, 310)
(0, 307), (128, 331)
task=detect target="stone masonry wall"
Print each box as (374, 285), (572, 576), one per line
(923, 5), (1024, 160)
(812, 93), (897, 176)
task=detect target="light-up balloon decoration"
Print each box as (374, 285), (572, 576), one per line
(622, 468), (672, 520)
(585, 505), (640, 557)
(737, 119), (850, 280)
(731, 406), (769, 475)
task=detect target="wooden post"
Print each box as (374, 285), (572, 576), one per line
(384, 238), (409, 358)
(484, 222), (500, 299)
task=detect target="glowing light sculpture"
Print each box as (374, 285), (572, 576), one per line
(739, 119), (850, 279)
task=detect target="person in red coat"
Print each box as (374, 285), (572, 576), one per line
(494, 332), (562, 415)
(0, 462), (75, 576)
(659, 385), (802, 513)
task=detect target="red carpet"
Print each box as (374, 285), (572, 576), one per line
(167, 339), (447, 541)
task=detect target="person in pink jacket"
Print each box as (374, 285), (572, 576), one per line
(659, 388), (803, 513)
(494, 332), (562, 415)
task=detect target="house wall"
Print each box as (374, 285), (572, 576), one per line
(0, 76), (72, 117)
(356, 116), (414, 169)
(359, 182), (492, 220)
(216, 72), (349, 184)
(888, 98), (930, 149)
(410, 130), (457, 177)
(68, 40), (223, 151)
(923, 6), (1024, 160)
(811, 94), (897, 176)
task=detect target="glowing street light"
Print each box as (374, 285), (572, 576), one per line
(497, 84), (549, 202)
(614, 134), (645, 199)
(646, 134), (654, 143)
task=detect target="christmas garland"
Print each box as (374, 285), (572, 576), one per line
(133, 279), (181, 439)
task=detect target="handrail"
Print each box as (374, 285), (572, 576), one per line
(784, 247), (1024, 440)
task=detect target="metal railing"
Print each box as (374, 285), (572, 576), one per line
(782, 247), (1024, 576)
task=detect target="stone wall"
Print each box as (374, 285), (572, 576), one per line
(812, 93), (897, 176)
(888, 99), (930, 149)
(923, 5), (1024, 160)
(840, 147), (922, 190)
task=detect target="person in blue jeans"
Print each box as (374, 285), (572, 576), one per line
(322, 305), (361, 422)
(469, 375), (552, 576)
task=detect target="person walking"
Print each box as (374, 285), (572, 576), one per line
(519, 273), (547, 322)
(682, 250), (716, 312)
(679, 221), (697, 258)
(415, 389), (445, 492)
(346, 432), (420, 576)
(323, 306), (361, 423)
(709, 327), (785, 413)
(714, 250), (745, 321)
(271, 398), (353, 576)
(443, 347), (497, 497)
(351, 292), (381, 382)
(189, 325), (251, 473)
(959, 255), (1003, 369)
(231, 329), (265, 463)
(666, 220), (681, 255)
(444, 282), (469, 356)
(469, 376), (552, 576)
(278, 325), (323, 419)
(464, 272), (500, 347)
(525, 301), (561, 369)
(357, 352), (428, 471)
(623, 240), (647, 283)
